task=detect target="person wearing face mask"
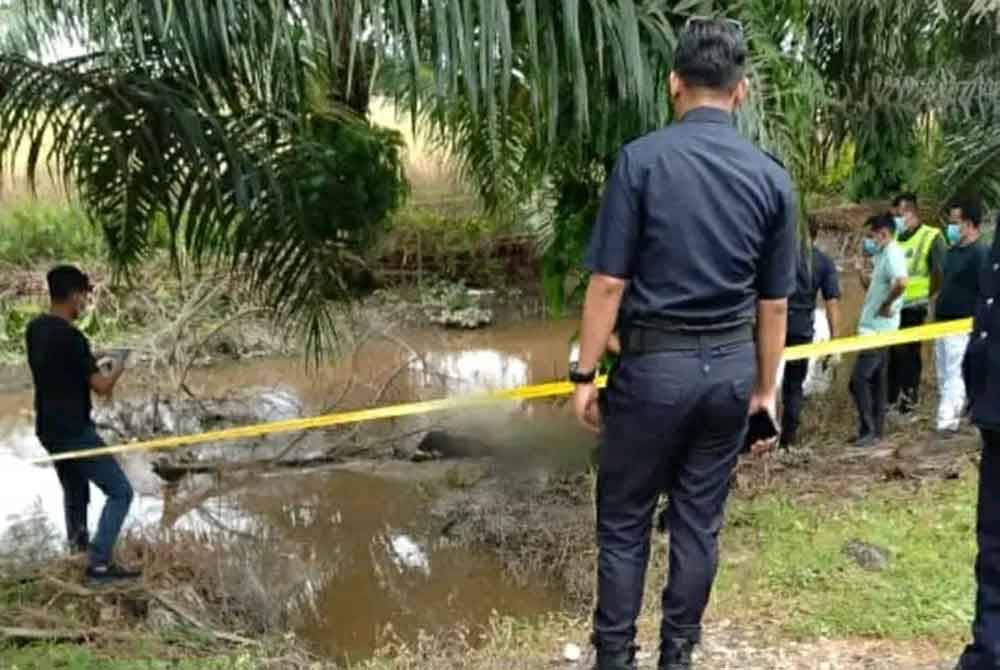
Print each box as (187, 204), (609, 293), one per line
(887, 193), (947, 415)
(850, 214), (909, 447)
(956, 211), (1000, 669)
(933, 201), (989, 434)
(25, 265), (140, 585)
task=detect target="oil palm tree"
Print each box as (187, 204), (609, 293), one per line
(3, 0), (1000, 343)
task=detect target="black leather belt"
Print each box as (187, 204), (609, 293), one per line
(620, 322), (754, 354)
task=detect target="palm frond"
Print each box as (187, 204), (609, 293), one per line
(0, 3), (407, 360)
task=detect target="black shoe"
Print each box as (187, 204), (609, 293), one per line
(851, 433), (881, 448)
(68, 530), (89, 556)
(86, 563), (142, 586)
(68, 542), (89, 557)
(660, 637), (694, 670)
(593, 644), (638, 670)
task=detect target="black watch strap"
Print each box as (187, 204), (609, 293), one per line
(569, 363), (597, 384)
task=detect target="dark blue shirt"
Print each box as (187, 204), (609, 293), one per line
(788, 246), (841, 339)
(585, 107), (797, 331)
(966, 233), (1000, 430)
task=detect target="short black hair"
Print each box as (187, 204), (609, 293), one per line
(47, 265), (91, 302)
(673, 18), (748, 90)
(869, 213), (897, 235)
(892, 192), (918, 209)
(950, 200), (983, 227)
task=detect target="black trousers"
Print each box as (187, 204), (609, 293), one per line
(960, 430), (1000, 670)
(781, 334), (812, 446)
(593, 341), (755, 655)
(850, 349), (888, 439)
(888, 305), (928, 411)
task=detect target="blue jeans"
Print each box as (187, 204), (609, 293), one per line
(46, 424), (133, 567)
(960, 430), (1000, 669)
(592, 341), (755, 653)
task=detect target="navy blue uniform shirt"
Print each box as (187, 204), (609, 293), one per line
(788, 246), (841, 339)
(965, 232), (1000, 430)
(585, 107), (798, 331)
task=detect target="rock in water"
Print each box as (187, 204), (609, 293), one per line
(842, 539), (891, 572)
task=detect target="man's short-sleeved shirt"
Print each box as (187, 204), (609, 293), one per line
(584, 107), (798, 330)
(936, 240), (990, 321)
(26, 314), (97, 444)
(788, 246), (841, 338)
(857, 243), (908, 335)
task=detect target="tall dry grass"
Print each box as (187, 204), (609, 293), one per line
(2, 101), (473, 211)
(369, 98), (477, 213)
(1, 125), (68, 207)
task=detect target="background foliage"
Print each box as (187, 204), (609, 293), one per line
(2, 0), (1000, 323)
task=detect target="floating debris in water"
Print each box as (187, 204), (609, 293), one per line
(388, 533), (431, 576)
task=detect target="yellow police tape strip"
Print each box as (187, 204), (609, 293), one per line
(32, 317), (975, 465)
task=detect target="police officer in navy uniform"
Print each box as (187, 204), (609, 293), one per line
(570, 19), (796, 670)
(958, 211), (1000, 670)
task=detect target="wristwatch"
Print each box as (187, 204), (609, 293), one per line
(569, 362), (597, 384)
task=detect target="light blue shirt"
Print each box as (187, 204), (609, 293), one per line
(858, 242), (908, 335)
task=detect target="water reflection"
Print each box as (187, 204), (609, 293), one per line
(0, 321), (575, 658)
(410, 349), (529, 395)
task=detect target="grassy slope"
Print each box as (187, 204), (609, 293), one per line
(356, 467), (977, 669)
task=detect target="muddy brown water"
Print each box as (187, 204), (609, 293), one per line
(0, 270), (870, 659)
(0, 318), (581, 660)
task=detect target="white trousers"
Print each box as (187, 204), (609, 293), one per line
(935, 333), (970, 432)
(776, 308), (834, 397)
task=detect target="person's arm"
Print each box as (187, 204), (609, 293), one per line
(929, 233), (947, 298)
(577, 276), (626, 375)
(606, 332), (621, 356)
(878, 248), (910, 318)
(751, 177), (797, 434)
(855, 254), (872, 290)
(819, 254), (842, 338)
(77, 333), (123, 397)
(878, 279), (908, 318)
(825, 299), (841, 339)
(755, 298), (788, 402)
(573, 150), (639, 431)
(89, 361), (125, 397)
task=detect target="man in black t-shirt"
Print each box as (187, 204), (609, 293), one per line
(934, 202), (990, 433)
(781, 216), (841, 448)
(26, 265), (140, 584)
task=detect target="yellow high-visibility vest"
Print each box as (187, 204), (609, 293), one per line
(898, 224), (941, 304)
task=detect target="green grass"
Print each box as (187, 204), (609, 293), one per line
(715, 475), (978, 643)
(0, 203), (105, 265)
(0, 645), (267, 670)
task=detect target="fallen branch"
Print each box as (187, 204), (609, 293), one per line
(0, 626), (145, 644)
(151, 591), (255, 646)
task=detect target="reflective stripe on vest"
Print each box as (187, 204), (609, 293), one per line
(899, 225), (939, 303)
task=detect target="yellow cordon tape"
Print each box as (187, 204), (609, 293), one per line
(32, 317), (975, 465)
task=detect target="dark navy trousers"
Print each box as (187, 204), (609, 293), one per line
(780, 334), (812, 445)
(46, 424), (133, 567)
(961, 430), (1000, 669)
(592, 341), (756, 652)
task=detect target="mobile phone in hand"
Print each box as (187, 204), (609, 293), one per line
(743, 409), (779, 452)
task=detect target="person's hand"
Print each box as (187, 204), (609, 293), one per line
(573, 383), (601, 433)
(747, 387), (779, 457)
(878, 302), (895, 318)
